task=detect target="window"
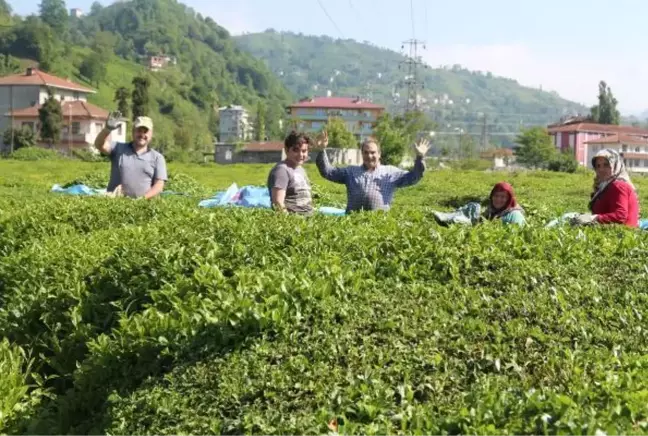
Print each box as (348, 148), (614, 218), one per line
(622, 144), (628, 152)
(635, 159), (640, 167)
(73, 92), (80, 100)
(95, 122), (103, 132)
(71, 122), (81, 134)
(225, 150), (232, 161)
(636, 147), (642, 153)
(117, 124), (123, 135)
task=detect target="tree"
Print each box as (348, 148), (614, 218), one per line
(0, 54), (21, 76)
(38, 89), (63, 147)
(93, 31), (117, 56)
(114, 87), (130, 119)
(373, 113), (405, 165)
(590, 80), (620, 125)
(0, 0), (12, 26)
(79, 53), (105, 87)
(514, 126), (557, 169)
(3, 125), (36, 151)
(131, 76), (150, 120)
(254, 101), (266, 141)
(373, 111), (436, 165)
(547, 148), (579, 173)
(323, 117), (357, 148)
(89, 1), (102, 16)
(39, 0), (68, 36)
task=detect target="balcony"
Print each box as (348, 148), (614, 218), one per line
(291, 112), (378, 122)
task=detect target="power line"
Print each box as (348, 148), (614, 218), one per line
(423, 0), (428, 43)
(316, 0), (344, 38)
(348, 0), (362, 22)
(410, 0), (416, 39)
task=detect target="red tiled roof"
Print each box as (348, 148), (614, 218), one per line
(0, 68), (95, 93)
(241, 141), (284, 152)
(6, 100), (109, 119)
(585, 133), (648, 146)
(547, 122), (648, 135)
(288, 96), (385, 110)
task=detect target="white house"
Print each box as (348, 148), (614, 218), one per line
(585, 133), (648, 174)
(0, 67), (127, 152)
(218, 105), (251, 143)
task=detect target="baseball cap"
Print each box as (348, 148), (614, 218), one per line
(133, 116), (153, 131)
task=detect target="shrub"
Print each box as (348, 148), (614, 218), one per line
(9, 147), (65, 161)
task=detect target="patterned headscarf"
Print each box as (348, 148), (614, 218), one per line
(589, 148), (636, 211)
(484, 182), (524, 220)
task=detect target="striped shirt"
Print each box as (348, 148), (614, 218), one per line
(316, 150), (425, 213)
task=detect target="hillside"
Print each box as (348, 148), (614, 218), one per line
(235, 30), (589, 146)
(0, 0), (293, 156)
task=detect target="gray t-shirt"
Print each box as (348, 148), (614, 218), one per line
(267, 162), (313, 214)
(107, 141), (168, 198)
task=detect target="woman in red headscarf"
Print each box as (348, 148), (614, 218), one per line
(483, 182), (526, 226)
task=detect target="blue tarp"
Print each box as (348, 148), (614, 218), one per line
(51, 184), (107, 196)
(199, 183), (346, 216)
(51, 184), (186, 197)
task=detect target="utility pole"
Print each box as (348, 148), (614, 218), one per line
(398, 39), (427, 113)
(480, 114), (488, 151)
(9, 84), (13, 153)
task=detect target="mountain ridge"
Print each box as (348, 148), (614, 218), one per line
(234, 30), (590, 146)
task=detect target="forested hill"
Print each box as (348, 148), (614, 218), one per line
(0, 0), (293, 155)
(235, 30), (589, 146)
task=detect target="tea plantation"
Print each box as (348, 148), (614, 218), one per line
(2, 160), (648, 435)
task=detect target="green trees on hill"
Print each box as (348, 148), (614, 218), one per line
(0, 0), (293, 156)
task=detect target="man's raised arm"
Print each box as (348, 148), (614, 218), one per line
(314, 130), (348, 184)
(94, 111), (122, 155)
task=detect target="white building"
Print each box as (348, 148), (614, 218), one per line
(70, 8), (83, 17)
(218, 105), (251, 143)
(585, 134), (648, 174)
(0, 67), (126, 152)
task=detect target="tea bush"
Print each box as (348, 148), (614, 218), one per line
(1, 160), (648, 435)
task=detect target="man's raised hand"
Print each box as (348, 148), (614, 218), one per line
(106, 111), (123, 131)
(316, 130), (329, 149)
(413, 137), (430, 158)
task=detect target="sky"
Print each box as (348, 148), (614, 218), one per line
(15, 0), (648, 115)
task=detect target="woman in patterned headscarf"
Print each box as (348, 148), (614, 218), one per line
(571, 148), (639, 227)
(483, 182), (526, 226)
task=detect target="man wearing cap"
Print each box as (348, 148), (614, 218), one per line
(94, 112), (168, 199)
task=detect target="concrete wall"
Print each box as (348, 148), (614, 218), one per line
(214, 145), (284, 164)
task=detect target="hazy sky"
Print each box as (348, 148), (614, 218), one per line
(15, 0), (648, 115)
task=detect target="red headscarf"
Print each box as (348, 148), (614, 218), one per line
(485, 182), (522, 219)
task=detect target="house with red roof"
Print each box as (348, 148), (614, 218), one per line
(0, 67), (127, 151)
(547, 118), (648, 171)
(286, 96), (385, 144)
